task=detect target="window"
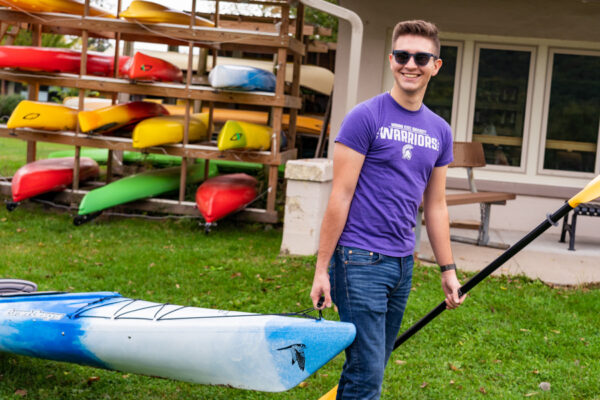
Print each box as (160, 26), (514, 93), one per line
(470, 45), (534, 168)
(423, 44), (460, 126)
(542, 51), (600, 174)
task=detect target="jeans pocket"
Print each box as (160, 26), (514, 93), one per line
(341, 246), (382, 266)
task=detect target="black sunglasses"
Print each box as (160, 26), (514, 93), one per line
(392, 50), (438, 66)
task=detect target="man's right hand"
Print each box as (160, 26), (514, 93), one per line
(310, 270), (332, 309)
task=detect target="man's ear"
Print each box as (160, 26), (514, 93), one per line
(431, 58), (443, 77)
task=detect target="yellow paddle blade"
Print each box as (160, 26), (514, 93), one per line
(318, 384), (338, 400)
(568, 175), (600, 208)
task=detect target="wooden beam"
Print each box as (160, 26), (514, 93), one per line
(0, 70), (302, 109)
(0, 127), (297, 165)
(0, 10), (305, 55)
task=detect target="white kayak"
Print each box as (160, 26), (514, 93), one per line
(0, 291), (355, 392)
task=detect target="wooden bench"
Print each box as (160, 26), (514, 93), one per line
(415, 142), (516, 252)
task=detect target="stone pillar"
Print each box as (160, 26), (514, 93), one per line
(280, 158), (333, 255)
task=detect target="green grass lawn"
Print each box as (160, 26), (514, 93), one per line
(1, 137), (600, 399)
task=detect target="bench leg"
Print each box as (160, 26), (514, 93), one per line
(477, 203), (491, 246)
(568, 213), (578, 251)
(559, 213), (570, 243)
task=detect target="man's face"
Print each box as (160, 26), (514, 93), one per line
(389, 34), (442, 95)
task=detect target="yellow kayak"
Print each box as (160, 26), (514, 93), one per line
(163, 105), (328, 136)
(7, 100), (77, 131)
(217, 120), (272, 151)
(78, 101), (169, 134)
(120, 0), (214, 26)
(132, 113), (209, 148)
(0, 0), (115, 17)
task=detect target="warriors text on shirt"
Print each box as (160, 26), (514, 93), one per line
(376, 122), (440, 151)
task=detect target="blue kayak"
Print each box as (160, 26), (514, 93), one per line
(208, 64), (276, 92)
(0, 290), (355, 392)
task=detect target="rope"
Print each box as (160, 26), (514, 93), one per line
(70, 295), (323, 321)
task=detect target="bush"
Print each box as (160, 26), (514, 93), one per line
(0, 93), (25, 121)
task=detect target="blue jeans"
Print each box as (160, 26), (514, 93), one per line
(330, 245), (414, 400)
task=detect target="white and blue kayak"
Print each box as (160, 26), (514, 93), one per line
(208, 64), (276, 92)
(0, 290), (355, 392)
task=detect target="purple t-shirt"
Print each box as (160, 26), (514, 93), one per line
(336, 92), (453, 257)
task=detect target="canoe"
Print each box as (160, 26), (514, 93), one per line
(0, 0), (115, 17)
(48, 149), (187, 167)
(209, 64), (276, 92)
(124, 52), (183, 83)
(0, 46), (129, 77)
(78, 101), (169, 135)
(217, 120), (272, 151)
(132, 114), (209, 148)
(196, 173), (258, 224)
(7, 100), (78, 131)
(120, 0), (214, 27)
(76, 163), (217, 221)
(0, 290), (355, 392)
(10, 157), (99, 203)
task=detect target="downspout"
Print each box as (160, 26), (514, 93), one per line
(300, 0), (363, 114)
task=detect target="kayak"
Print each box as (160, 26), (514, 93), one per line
(164, 106), (328, 136)
(120, 0), (214, 26)
(0, 46), (129, 76)
(0, 0), (115, 17)
(10, 157), (99, 203)
(196, 173), (258, 224)
(217, 120), (272, 151)
(208, 64), (276, 92)
(7, 100), (78, 131)
(124, 52), (183, 83)
(63, 96), (112, 111)
(78, 101), (169, 135)
(48, 149), (187, 167)
(132, 114), (209, 148)
(76, 163), (217, 222)
(0, 290), (355, 392)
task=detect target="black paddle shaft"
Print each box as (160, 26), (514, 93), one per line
(393, 202), (573, 350)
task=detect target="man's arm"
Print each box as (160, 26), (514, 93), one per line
(423, 165), (465, 309)
(310, 143), (365, 309)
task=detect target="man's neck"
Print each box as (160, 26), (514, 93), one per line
(389, 85), (425, 111)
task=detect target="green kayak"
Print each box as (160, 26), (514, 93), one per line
(75, 163), (218, 224)
(48, 150), (286, 174)
(47, 149), (186, 167)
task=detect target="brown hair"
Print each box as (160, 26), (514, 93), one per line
(391, 20), (440, 56)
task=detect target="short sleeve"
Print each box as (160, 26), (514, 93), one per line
(334, 103), (377, 155)
(435, 123), (454, 167)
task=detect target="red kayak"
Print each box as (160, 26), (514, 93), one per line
(0, 46), (130, 76)
(195, 173), (258, 224)
(11, 157), (99, 203)
(124, 52), (183, 82)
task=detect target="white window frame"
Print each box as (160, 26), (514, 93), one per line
(538, 47), (600, 178)
(467, 42), (536, 173)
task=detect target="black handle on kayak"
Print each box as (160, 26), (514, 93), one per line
(393, 202), (573, 350)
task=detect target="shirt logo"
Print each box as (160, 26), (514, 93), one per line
(402, 144), (413, 160)
(376, 123), (440, 151)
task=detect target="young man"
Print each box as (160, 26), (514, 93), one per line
(310, 20), (466, 399)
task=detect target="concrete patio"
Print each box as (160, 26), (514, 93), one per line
(417, 225), (600, 287)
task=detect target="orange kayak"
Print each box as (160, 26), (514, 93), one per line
(124, 52), (183, 83)
(195, 173), (258, 224)
(10, 157), (99, 203)
(78, 101), (169, 134)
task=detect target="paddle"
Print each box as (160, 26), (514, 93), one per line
(318, 175), (600, 400)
